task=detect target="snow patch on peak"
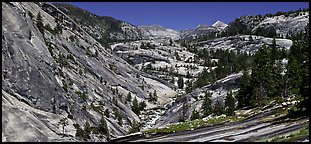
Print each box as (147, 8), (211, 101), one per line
(212, 20), (228, 30)
(196, 24), (209, 29)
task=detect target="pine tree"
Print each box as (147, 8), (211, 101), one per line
(58, 117), (69, 136)
(185, 81), (192, 93)
(170, 75), (175, 84)
(190, 109), (201, 120)
(213, 99), (224, 116)
(54, 22), (62, 35)
(98, 116), (108, 135)
(139, 101), (147, 111)
(128, 121), (142, 134)
(177, 76), (184, 89)
(287, 25), (309, 116)
(169, 38), (173, 46)
(36, 12), (44, 34)
(148, 92), (153, 102)
(153, 90), (157, 102)
(271, 37), (279, 62)
(126, 92), (132, 102)
(287, 42), (303, 95)
(202, 91), (213, 117)
(132, 97), (140, 115)
(104, 109), (110, 118)
(225, 90), (236, 116)
(250, 45), (273, 107)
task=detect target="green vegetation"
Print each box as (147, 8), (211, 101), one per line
(126, 92), (132, 102)
(97, 116), (109, 135)
(74, 123), (90, 140)
(74, 117), (110, 140)
(75, 91), (88, 101)
(139, 100), (147, 111)
(113, 107), (123, 126)
(36, 12), (44, 34)
(236, 24), (309, 116)
(190, 109), (201, 120)
(202, 91), (213, 117)
(265, 125), (309, 142)
(57, 53), (69, 68)
(177, 76), (184, 89)
(213, 99), (225, 116)
(28, 11), (33, 19)
(132, 97), (140, 115)
(144, 114), (250, 135)
(149, 90), (158, 102)
(140, 42), (155, 49)
(225, 90), (236, 116)
(54, 3), (126, 46)
(104, 109), (110, 118)
(58, 117), (69, 136)
(128, 121), (142, 134)
(90, 103), (103, 114)
(218, 8), (308, 38)
(193, 49), (252, 89)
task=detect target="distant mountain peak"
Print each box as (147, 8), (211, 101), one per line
(196, 24), (209, 29)
(212, 20), (228, 30)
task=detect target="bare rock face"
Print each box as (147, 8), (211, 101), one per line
(2, 2), (174, 142)
(2, 2), (308, 142)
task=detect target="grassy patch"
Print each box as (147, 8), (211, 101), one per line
(143, 114), (250, 135)
(260, 108), (289, 123)
(265, 125), (309, 142)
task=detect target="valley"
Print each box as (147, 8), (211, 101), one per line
(2, 2), (309, 142)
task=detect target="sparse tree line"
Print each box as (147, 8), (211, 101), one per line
(237, 25), (308, 115)
(190, 90), (236, 121)
(217, 8), (309, 38)
(186, 24), (309, 122)
(190, 24), (309, 120)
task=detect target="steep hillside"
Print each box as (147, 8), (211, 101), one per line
(2, 2), (175, 142)
(2, 2), (309, 142)
(54, 3), (142, 45)
(139, 25), (180, 40)
(220, 9), (309, 38)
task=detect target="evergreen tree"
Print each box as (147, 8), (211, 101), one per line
(177, 76), (184, 89)
(132, 97), (140, 115)
(185, 81), (193, 93)
(169, 38), (173, 46)
(104, 109), (110, 118)
(287, 25), (309, 116)
(213, 99), (224, 116)
(54, 22), (62, 35)
(190, 109), (201, 120)
(170, 75), (175, 84)
(128, 121), (142, 134)
(148, 92), (155, 102)
(58, 117), (69, 136)
(153, 90), (157, 102)
(36, 12), (44, 34)
(202, 91), (213, 117)
(126, 92), (132, 102)
(139, 101), (147, 111)
(98, 116), (108, 135)
(271, 37), (279, 62)
(250, 45), (274, 107)
(84, 121), (91, 137)
(225, 90), (236, 116)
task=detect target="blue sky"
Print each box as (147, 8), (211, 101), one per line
(59, 2), (309, 31)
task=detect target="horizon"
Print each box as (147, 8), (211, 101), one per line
(55, 2), (308, 31)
